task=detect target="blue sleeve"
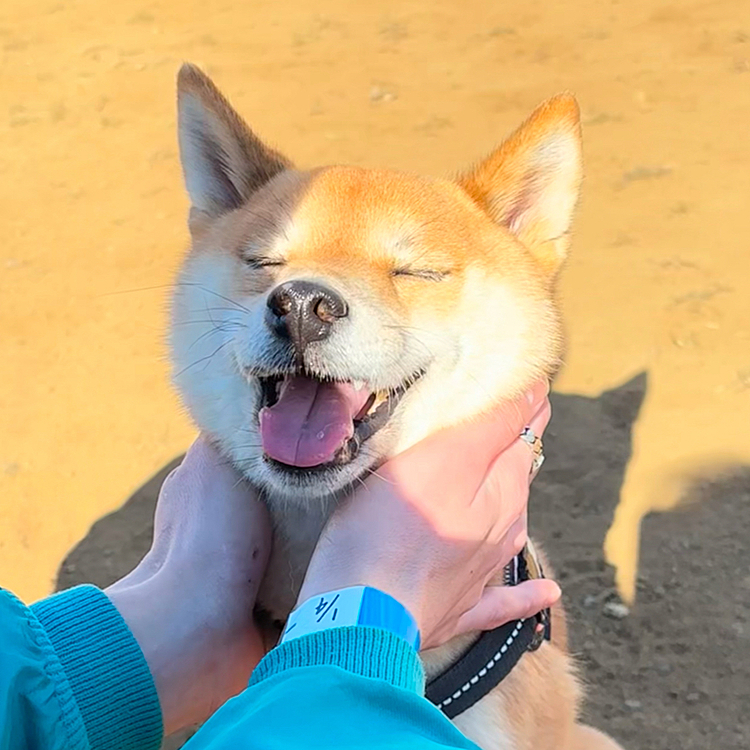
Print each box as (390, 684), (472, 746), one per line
(184, 627), (480, 750)
(0, 585), (163, 750)
(2, 584), (478, 750)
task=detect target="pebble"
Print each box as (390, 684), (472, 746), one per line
(602, 600), (630, 619)
(369, 85), (397, 103)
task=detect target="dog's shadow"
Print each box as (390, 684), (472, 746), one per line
(54, 372), (750, 749)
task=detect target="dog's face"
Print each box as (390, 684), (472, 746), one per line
(170, 65), (582, 503)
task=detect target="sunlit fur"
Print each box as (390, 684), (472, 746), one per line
(169, 64), (623, 750)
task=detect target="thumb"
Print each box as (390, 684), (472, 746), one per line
(454, 579), (561, 635)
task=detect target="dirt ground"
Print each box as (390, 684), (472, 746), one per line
(2, 0), (750, 747)
(57, 377), (750, 749)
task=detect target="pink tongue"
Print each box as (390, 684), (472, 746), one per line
(259, 376), (371, 467)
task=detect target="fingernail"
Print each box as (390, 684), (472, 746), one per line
(187, 434), (209, 456)
(185, 434), (221, 467)
(526, 380), (549, 406)
(547, 581), (562, 604)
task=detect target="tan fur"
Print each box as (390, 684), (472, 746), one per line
(169, 64), (625, 750)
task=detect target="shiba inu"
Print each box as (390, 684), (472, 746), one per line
(169, 63), (624, 750)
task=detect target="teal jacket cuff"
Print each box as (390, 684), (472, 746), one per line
(251, 625), (425, 693)
(31, 585), (163, 750)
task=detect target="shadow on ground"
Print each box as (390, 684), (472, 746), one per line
(528, 375), (750, 749)
(56, 372), (750, 749)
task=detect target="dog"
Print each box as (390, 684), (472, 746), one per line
(169, 63), (625, 750)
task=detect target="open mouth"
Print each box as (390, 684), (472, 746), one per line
(257, 372), (421, 472)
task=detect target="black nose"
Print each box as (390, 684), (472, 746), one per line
(265, 280), (349, 352)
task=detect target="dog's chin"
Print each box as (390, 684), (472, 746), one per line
(245, 409), (399, 503)
(251, 446), (386, 503)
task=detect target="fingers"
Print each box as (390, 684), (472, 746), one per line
(419, 380), (549, 466)
(155, 434), (264, 535)
(176, 434), (226, 477)
(506, 515), (528, 559)
(455, 579), (561, 635)
(477, 397), (551, 534)
(499, 396), (552, 481)
(528, 396), (552, 437)
(164, 434), (244, 496)
(386, 381), (550, 497)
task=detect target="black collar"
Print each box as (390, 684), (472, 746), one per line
(425, 543), (552, 719)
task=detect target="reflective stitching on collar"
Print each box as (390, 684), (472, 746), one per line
(436, 620), (525, 709)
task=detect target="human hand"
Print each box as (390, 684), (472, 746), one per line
(298, 382), (560, 650)
(104, 385), (557, 733)
(105, 436), (272, 735)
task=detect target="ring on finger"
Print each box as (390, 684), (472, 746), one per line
(520, 426), (545, 478)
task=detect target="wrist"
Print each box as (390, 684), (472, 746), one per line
(298, 528), (431, 635)
(106, 575), (223, 735)
(32, 585), (163, 750)
(283, 586), (421, 651)
(106, 568), (266, 735)
(105, 578), (186, 734)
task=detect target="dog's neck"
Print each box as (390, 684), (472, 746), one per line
(257, 487), (342, 620)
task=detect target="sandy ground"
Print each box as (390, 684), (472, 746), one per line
(2, 0), (750, 746)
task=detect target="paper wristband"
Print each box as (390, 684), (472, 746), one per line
(280, 586), (421, 651)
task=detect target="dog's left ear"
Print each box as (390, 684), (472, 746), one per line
(458, 94), (582, 276)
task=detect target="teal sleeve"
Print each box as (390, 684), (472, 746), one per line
(185, 626), (480, 750)
(0, 585), (163, 750)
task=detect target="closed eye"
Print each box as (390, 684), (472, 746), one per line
(245, 257), (285, 270)
(391, 268), (450, 282)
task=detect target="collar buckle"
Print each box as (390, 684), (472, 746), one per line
(528, 607), (550, 651)
(519, 540), (551, 652)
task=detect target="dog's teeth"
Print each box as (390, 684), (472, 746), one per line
(373, 390), (389, 407)
(352, 380), (366, 391)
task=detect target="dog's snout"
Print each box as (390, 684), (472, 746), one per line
(265, 280), (348, 351)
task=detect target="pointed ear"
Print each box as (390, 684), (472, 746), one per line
(458, 94), (582, 275)
(600, 371), (648, 430)
(176, 63), (292, 219)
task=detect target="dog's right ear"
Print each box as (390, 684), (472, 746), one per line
(177, 64), (292, 222)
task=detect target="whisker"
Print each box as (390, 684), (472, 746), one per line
(352, 474), (370, 494)
(173, 340), (232, 379)
(361, 464), (395, 486)
(225, 443), (263, 451)
(186, 323), (246, 353)
(97, 283), (178, 298)
(176, 282), (252, 313)
(173, 319), (246, 328)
